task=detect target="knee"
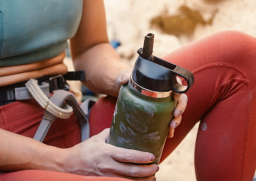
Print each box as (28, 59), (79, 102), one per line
(211, 30), (256, 54)
(204, 30), (256, 66)
(216, 30), (251, 40)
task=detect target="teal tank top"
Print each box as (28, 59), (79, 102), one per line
(0, 0), (83, 67)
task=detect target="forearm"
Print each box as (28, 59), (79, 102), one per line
(0, 129), (66, 172)
(73, 43), (131, 97)
(69, 0), (130, 97)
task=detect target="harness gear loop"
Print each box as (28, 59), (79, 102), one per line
(25, 79), (73, 119)
(25, 78), (93, 143)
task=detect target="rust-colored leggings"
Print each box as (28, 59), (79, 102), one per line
(1, 31), (256, 180)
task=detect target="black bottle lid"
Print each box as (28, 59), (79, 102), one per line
(132, 33), (194, 93)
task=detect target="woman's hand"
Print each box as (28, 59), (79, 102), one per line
(64, 129), (158, 181)
(116, 69), (133, 88)
(169, 91), (188, 138)
(116, 69), (188, 139)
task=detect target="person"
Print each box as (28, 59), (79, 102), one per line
(0, 1), (256, 181)
(0, 1), (184, 181)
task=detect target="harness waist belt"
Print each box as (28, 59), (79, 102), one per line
(0, 71), (85, 106)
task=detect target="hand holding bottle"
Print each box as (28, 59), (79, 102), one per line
(64, 128), (158, 180)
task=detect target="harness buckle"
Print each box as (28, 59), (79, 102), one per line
(49, 75), (66, 92)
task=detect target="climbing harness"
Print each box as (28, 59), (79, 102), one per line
(0, 71), (94, 142)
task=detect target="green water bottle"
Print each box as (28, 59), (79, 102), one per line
(107, 33), (194, 164)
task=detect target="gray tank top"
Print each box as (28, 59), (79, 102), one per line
(0, 0), (83, 67)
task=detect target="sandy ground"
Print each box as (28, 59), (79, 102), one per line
(103, 0), (256, 180)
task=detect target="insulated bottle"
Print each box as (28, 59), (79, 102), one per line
(107, 33), (194, 164)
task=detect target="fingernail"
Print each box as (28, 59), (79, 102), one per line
(156, 166), (159, 172)
(121, 75), (128, 82)
(119, 74), (124, 80)
(170, 121), (179, 128)
(174, 109), (182, 117)
(175, 122), (179, 128)
(152, 177), (156, 181)
(150, 154), (155, 162)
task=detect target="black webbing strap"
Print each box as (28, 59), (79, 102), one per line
(63, 71), (85, 81)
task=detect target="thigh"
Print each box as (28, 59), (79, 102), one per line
(0, 95), (116, 148)
(195, 83), (249, 180)
(0, 99), (81, 148)
(89, 96), (117, 137)
(0, 170), (130, 181)
(160, 31), (256, 181)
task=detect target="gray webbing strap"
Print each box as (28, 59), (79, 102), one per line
(33, 90), (71, 142)
(64, 93), (95, 142)
(80, 99), (95, 141)
(33, 119), (53, 142)
(15, 82), (50, 100)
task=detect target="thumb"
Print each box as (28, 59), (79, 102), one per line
(117, 69), (132, 87)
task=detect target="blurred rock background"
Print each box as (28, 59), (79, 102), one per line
(103, 0), (256, 180)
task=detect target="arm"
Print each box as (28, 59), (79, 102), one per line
(70, 0), (187, 138)
(0, 128), (65, 172)
(70, 0), (131, 97)
(0, 128), (157, 180)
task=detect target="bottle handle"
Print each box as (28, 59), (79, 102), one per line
(147, 55), (194, 94)
(171, 65), (194, 94)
